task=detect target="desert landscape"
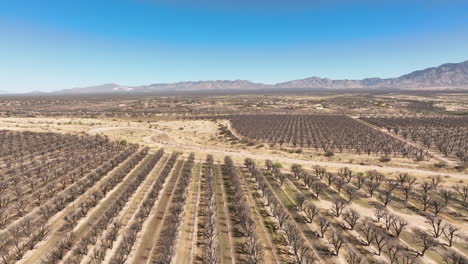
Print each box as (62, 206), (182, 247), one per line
(0, 90), (467, 264)
(2, 0), (468, 263)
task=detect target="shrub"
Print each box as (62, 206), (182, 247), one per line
(379, 156), (391, 162)
(324, 151), (334, 157)
(434, 161), (447, 168)
(274, 162), (283, 168)
(240, 138), (250, 144)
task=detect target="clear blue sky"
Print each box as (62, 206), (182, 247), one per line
(1, 0), (468, 93)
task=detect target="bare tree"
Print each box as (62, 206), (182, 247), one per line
(440, 189), (453, 207)
(328, 228), (346, 256)
(383, 211), (395, 231)
(443, 249), (468, 264)
(379, 190), (393, 207)
(454, 186), (468, 204)
(317, 215), (331, 238)
(402, 183), (415, 203)
(359, 219), (376, 246)
(325, 173), (335, 186)
(345, 248), (364, 264)
(391, 216), (408, 237)
(353, 174), (366, 190)
(344, 185), (358, 202)
(334, 178), (346, 194)
(442, 223), (459, 247)
(296, 193), (307, 211)
(430, 176), (442, 191)
(414, 228), (439, 257)
(373, 206), (387, 223)
(331, 198), (348, 217)
(342, 209), (360, 230)
(244, 234), (264, 264)
(426, 216), (444, 238)
(387, 241), (401, 264)
(272, 207), (289, 231)
(303, 202), (319, 223)
(291, 164), (303, 180)
(421, 182), (433, 195)
(373, 229), (390, 256)
(431, 198), (446, 216)
(311, 181), (326, 199)
(418, 193), (432, 212)
(277, 173), (286, 187)
(365, 181), (379, 198)
(338, 167), (353, 183)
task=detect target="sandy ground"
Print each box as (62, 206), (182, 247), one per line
(0, 117), (466, 183)
(3, 116), (466, 264)
(174, 162), (202, 264)
(130, 159), (185, 264)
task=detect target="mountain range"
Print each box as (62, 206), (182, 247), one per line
(50, 60), (468, 94)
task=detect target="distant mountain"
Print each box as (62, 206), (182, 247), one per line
(58, 83), (134, 94)
(395, 60), (468, 88)
(140, 80), (269, 92)
(275, 60), (468, 89)
(47, 60), (468, 95)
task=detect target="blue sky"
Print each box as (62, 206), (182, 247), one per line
(1, 0), (468, 93)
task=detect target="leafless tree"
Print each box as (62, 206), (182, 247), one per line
(430, 176), (442, 191)
(344, 185), (358, 202)
(244, 234), (264, 264)
(359, 219), (376, 246)
(325, 172), (335, 186)
(353, 174), (366, 190)
(345, 248), (364, 264)
(313, 165), (326, 180)
(431, 198), (446, 216)
(373, 206), (387, 223)
(342, 209), (360, 230)
(383, 211), (395, 231)
(418, 193), (432, 212)
(440, 189), (453, 207)
(317, 215), (331, 238)
(421, 182), (433, 195)
(338, 167), (354, 183)
(454, 186), (468, 204)
(413, 228), (439, 257)
(331, 198), (348, 217)
(311, 181), (326, 199)
(303, 201), (319, 223)
(443, 249), (468, 264)
(334, 178), (346, 194)
(291, 164), (303, 180)
(426, 216), (444, 238)
(277, 173), (286, 187)
(373, 229), (390, 256)
(379, 190), (393, 207)
(365, 181), (379, 198)
(442, 223), (459, 247)
(391, 216), (408, 237)
(296, 193), (307, 211)
(387, 241), (401, 264)
(272, 207), (289, 231)
(328, 228), (346, 256)
(399, 252), (420, 264)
